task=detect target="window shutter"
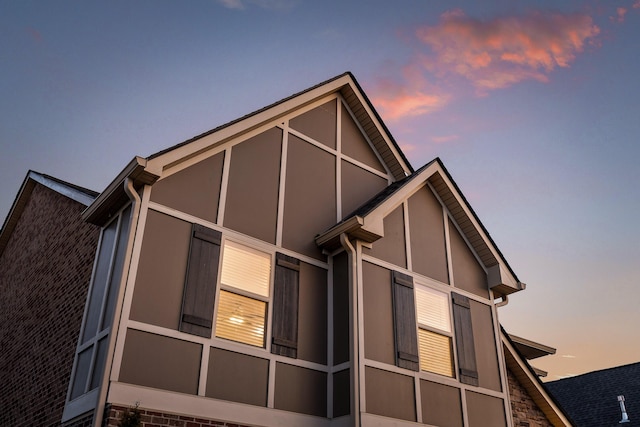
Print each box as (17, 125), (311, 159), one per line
(271, 253), (300, 358)
(451, 292), (478, 386)
(392, 271), (419, 371)
(180, 224), (222, 338)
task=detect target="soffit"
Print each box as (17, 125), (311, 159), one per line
(502, 331), (574, 427)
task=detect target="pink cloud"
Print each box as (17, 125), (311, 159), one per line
(27, 27), (42, 43)
(431, 134), (459, 144)
(633, 1), (640, 9)
(371, 66), (451, 120)
(610, 7), (627, 22)
(416, 9), (600, 91)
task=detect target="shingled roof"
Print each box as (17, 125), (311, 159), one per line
(546, 362), (640, 427)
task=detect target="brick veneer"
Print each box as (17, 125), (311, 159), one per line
(104, 405), (254, 427)
(508, 367), (554, 427)
(0, 182), (99, 427)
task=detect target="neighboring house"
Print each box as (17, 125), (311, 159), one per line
(0, 171), (99, 427)
(502, 330), (574, 427)
(4, 73), (568, 427)
(546, 362), (640, 427)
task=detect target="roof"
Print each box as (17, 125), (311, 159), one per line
(316, 157), (525, 295)
(0, 171), (98, 256)
(546, 362), (640, 427)
(501, 328), (575, 427)
(84, 72), (413, 226)
(510, 334), (556, 360)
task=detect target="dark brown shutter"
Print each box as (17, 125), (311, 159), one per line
(271, 253), (300, 358)
(452, 292), (478, 386)
(179, 224), (222, 338)
(392, 271), (419, 371)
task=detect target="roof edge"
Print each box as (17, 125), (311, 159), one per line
(501, 328), (575, 427)
(0, 171), (98, 257)
(82, 156), (159, 225)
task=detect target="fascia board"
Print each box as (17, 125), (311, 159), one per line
(501, 332), (573, 427)
(82, 156), (159, 225)
(432, 163), (520, 290)
(339, 83), (413, 177)
(145, 75), (356, 174)
(359, 162), (441, 236)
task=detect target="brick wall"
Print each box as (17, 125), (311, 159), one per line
(0, 182), (99, 427)
(508, 367), (554, 427)
(104, 405), (255, 427)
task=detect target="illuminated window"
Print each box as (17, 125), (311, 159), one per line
(416, 286), (454, 377)
(215, 241), (271, 347)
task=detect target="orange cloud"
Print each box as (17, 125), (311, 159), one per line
(610, 7), (627, 22)
(416, 9), (600, 91)
(372, 89), (450, 120)
(431, 134), (459, 144)
(371, 67), (451, 120)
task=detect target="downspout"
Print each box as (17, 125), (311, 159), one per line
(93, 178), (141, 427)
(339, 233), (360, 427)
(495, 294), (509, 308)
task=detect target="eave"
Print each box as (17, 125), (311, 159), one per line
(502, 330), (574, 427)
(316, 158), (524, 296)
(82, 157), (159, 226)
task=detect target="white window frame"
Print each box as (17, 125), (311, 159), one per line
(415, 282), (456, 378)
(214, 238), (273, 349)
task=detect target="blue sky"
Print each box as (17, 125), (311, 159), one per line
(1, 0), (638, 381)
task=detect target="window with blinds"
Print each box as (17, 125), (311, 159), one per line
(415, 285), (454, 377)
(215, 241), (272, 347)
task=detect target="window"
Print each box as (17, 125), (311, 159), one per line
(68, 205), (131, 401)
(416, 286), (454, 377)
(179, 226), (302, 357)
(215, 240), (271, 347)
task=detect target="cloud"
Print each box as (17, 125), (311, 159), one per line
(431, 134), (459, 144)
(27, 27), (42, 43)
(610, 7), (628, 23)
(416, 9), (600, 92)
(371, 62), (451, 120)
(216, 0), (294, 10)
(634, 1), (640, 9)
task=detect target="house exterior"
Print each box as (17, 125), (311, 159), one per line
(52, 72), (571, 427)
(0, 171), (99, 427)
(546, 362), (640, 427)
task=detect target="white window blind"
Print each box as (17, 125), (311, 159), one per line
(216, 290), (266, 347)
(416, 286), (451, 333)
(419, 329), (454, 377)
(221, 241), (271, 297)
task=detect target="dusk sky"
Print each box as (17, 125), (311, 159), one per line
(1, 0), (638, 381)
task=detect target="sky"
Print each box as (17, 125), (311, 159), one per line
(1, 0), (638, 382)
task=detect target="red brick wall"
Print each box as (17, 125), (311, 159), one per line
(104, 405), (254, 427)
(508, 367), (554, 427)
(0, 183), (99, 427)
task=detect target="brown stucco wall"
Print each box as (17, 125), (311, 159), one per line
(224, 127), (282, 244)
(119, 329), (202, 394)
(0, 183), (99, 427)
(282, 134), (336, 259)
(363, 204), (407, 268)
(129, 210), (191, 330)
(508, 367), (554, 427)
(449, 218), (488, 298)
(341, 107), (385, 172)
(150, 151), (224, 223)
(289, 99), (337, 149)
